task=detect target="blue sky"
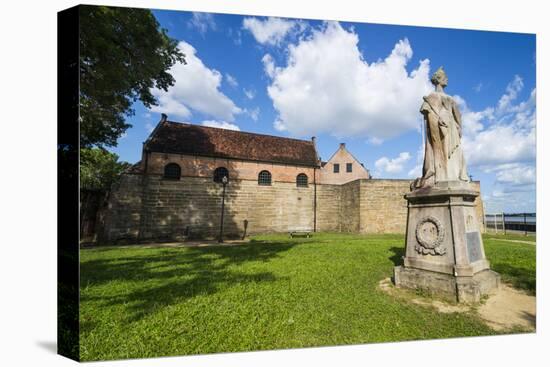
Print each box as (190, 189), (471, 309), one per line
(108, 9), (536, 214)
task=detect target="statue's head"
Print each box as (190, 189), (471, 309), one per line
(431, 67), (448, 88)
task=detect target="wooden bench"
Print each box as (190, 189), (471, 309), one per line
(289, 230), (313, 238)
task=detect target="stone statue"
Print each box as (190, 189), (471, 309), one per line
(412, 67), (469, 189)
(395, 67), (500, 303)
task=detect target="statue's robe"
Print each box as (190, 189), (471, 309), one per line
(419, 91), (468, 185)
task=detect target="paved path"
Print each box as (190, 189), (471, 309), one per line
(492, 239), (536, 245)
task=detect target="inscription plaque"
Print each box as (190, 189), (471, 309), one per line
(466, 231), (482, 262)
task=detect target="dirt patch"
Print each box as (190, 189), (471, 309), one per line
(477, 284), (536, 331)
(378, 278), (535, 331)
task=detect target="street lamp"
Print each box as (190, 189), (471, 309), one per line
(218, 175), (228, 243)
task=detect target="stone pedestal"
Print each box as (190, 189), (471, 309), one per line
(394, 181), (500, 303)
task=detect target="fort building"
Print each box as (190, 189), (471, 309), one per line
(101, 114), (484, 242)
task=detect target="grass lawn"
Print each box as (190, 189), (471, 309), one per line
(79, 232), (536, 361)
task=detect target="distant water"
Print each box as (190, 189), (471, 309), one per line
(485, 214), (536, 224)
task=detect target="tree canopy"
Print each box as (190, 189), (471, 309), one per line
(79, 6), (185, 148)
(80, 148), (132, 190)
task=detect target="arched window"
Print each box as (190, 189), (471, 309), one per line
(213, 167), (229, 183)
(163, 163), (181, 179)
(258, 170), (272, 186)
(296, 173), (308, 187)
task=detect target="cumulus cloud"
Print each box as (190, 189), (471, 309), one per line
(459, 77), (536, 168)
(457, 76), (536, 213)
(188, 12), (216, 35)
(242, 17), (303, 46)
(496, 75), (523, 113)
(495, 164), (536, 186)
(462, 125), (535, 166)
(150, 41), (242, 122)
(375, 152), (411, 175)
(263, 22), (432, 140)
(201, 120), (240, 131)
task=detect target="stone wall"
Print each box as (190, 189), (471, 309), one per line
(102, 175), (485, 243)
(359, 179), (410, 234)
(103, 175), (319, 242)
(340, 180), (361, 232)
(101, 174), (143, 242)
(315, 184), (341, 232)
(357, 179), (484, 234)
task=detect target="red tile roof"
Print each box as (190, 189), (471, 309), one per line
(144, 120), (320, 167)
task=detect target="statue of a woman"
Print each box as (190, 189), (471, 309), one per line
(413, 67), (469, 189)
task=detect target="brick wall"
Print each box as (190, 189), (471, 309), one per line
(145, 152), (317, 184)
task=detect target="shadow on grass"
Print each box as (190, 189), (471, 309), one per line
(388, 246), (405, 266)
(491, 263), (536, 295)
(80, 241), (295, 324)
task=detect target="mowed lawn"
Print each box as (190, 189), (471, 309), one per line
(79, 233), (536, 361)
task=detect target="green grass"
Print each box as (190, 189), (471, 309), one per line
(79, 232), (535, 361)
(483, 235), (536, 294)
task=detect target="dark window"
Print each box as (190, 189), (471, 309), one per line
(163, 163), (181, 179)
(258, 170), (272, 185)
(296, 173), (308, 187)
(346, 163), (353, 172)
(333, 163), (340, 173)
(213, 167), (229, 183)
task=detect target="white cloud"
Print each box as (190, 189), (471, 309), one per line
(375, 152), (411, 175)
(242, 17), (303, 46)
(145, 123), (155, 133)
(262, 54), (276, 78)
(150, 41), (242, 122)
(456, 76), (536, 213)
(494, 163), (536, 186)
(368, 137), (384, 145)
(243, 88), (256, 100)
(462, 125), (535, 166)
(247, 107), (260, 121)
(225, 73), (238, 88)
(201, 120), (240, 131)
(459, 78), (536, 168)
(408, 164), (422, 178)
(263, 22), (432, 140)
(188, 12), (216, 35)
(407, 145), (424, 178)
(496, 75), (523, 113)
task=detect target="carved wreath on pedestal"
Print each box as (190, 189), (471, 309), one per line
(415, 216), (446, 255)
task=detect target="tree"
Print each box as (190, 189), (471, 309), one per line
(79, 5), (185, 148)
(80, 148), (132, 190)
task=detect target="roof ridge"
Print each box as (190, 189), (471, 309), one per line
(165, 120), (314, 144)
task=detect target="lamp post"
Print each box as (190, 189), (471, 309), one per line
(218, 175), (228, 243)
